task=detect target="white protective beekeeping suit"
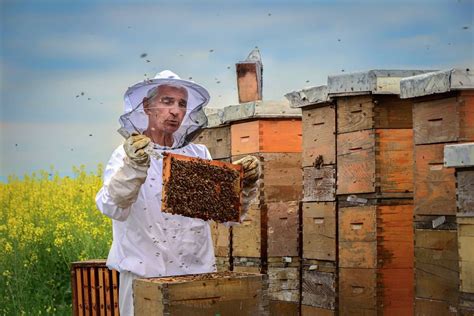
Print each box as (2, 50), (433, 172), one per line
(95, 70), (259, 316)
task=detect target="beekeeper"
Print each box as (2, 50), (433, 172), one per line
(95, 70), (260, 316)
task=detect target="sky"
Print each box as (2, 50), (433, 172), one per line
(0, 0), (473, 181)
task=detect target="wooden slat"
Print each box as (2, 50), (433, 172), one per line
(339, 206), (376, 242)
(267, 201), (299, 257)
(104, 269), (112, 316)
(459, 90), (474, 142)
(380, 268), (414, 315)
(269, 301), (299, 316)
(90, 268), (97, 316)
(339, 241), (376, 269)
(76, 268), (84, 316)
(98, 268), (106, 315)
(415, 298), (457, 316)
(302, 202), (336, 261)
(458, 216), (474, 293)
(414, 143), (456, 216)
(302, 105), (336, 167)
(415, 229), (459, 305)
(303, 166), (336, 202)
(301, 269), (336, 309)
(301, 305), (335, 316)
(82, 269), (90, 316)
(337, 95), (374, 133)
(339, 268), (377, 314)
(232, 204), (262, 258)
(373, 94), (413, 129)
(111, 270), (119, 315)
(209, 220), (230, 257)
(231, 120), (260, 155)
(267, 266), (300, 302)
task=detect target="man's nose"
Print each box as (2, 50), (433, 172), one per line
(169, 105), (180, 116)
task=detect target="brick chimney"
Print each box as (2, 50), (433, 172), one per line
(236, 48), (263, 103)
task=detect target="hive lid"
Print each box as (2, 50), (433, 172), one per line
(285, 85), (330, 108)
(204, 108), (225, 127)
(444, 142), (474, 168)
(327, 69), (432, 96)
(222, 100), (301, 123)
(400, 68), (474, 99)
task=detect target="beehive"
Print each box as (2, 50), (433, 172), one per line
(133, 272), (269, 315)
(194, 125), (231, 160)
(70, 260), (119, 316)
(161, 153), (243, 222)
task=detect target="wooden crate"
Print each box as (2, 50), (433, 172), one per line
(339, 268), (377, 315)
(301, 268), (336, 310)
(303, 165), (336, 202)
(230, 119), (302, 156)
(336, 129), (414, 196)
(339, 203), (414, 269)
(415, 229), (459, 306)
(414, 143), (456, 216)
(237, 62), (262, 103)
(270, 301), (299, 316)
(412, 91), (474, 145)
(458, 215), (474, 294)
(267, 257), (300, 303)
(336, 94), (413, 134)
(232, 152), (303, 203)
(133, 272), (269, 316)
(302, 202), (336, 261)
(301, 305), (336, 316)
(209, 220), (230, 257)
(162, 153), (243, 222)
(232, 257), (263, 274)
(267, 201), (299, 257)
(232, 204), (264, 258)
(215, 256), (231, 272)
(71, 260), (119, 316)
(194, 125), (231, 159)
(302, 105), (336, 167)
(415, 298), (458, 316)
(457, 168), (474, 213)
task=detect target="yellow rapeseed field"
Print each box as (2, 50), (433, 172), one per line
(0, 165), (112, 315)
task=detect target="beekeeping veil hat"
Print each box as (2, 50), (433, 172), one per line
(118, 70), (210, 149)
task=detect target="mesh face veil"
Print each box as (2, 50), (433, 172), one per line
(118, 70), (210, 150)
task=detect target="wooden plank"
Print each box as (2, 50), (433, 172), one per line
(458, 216), (474, 293)
(231, 120), (260, 155)
(89, 268), (97, 316)
(339, 241), (376, 268)
(111, 270), (119, 315)
(302, 106), (336, 167)
(379, 268), (414, 315)
(104, 269), (112, 316)
(373, 94), (413, 129)
(267, 267), (300, 302)
(301, 269), (336, 309)
(267, 201), (299, 257)
(415, 298), (457, 316)
(337, 95), (374, 133)
(269, 301), (299, 316)
(303, 166), (336, 202)
(339, 268), (377, 314)
(415, 229), (459, 304)
(161, 152), (243, 222)
(337, 130), (376, 195)
(82, 269), (90, 316)
(232, 204), (262, 258)
(413, 96), (460, 145)
(459, 90), (474, 142)
(301, 305), (335, 316)
(376, 129), (414, 194)
(458, 169), (474, 213)
(302, 202), (336, 261)
(237, 62), (261, 103)
(76, 268), (84, 316)
(194, 125), (231, 159)
(378, 204), (414, 269)
(339, 206), (376, 242)
(215, 256), (230, 272)
(259, 119), (302, 153)
(414, 144), (456, 215)
(98, 268), (106, 315)
(209, 221), (230, 257)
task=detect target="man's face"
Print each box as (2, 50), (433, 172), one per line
(144, 85), (188, 135)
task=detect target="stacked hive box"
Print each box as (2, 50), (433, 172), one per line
(222, 100), (303, 315)
(286, 85), (338, 316)
(328, 70), (429, 315)
(71, 260), (120, 316)
(194, 112), (232, 272)
(445, 143), (474, 315)
(400, 69), (474, 315)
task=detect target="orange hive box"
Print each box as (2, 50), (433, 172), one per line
(161, 153), (243, 223)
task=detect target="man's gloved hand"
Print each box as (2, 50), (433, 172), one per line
(233, 155), (261, 186)
(124, 133), (151, 166)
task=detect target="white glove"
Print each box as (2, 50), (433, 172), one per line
(233, 155), (261, 220)
(107, 134), (151, 209)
